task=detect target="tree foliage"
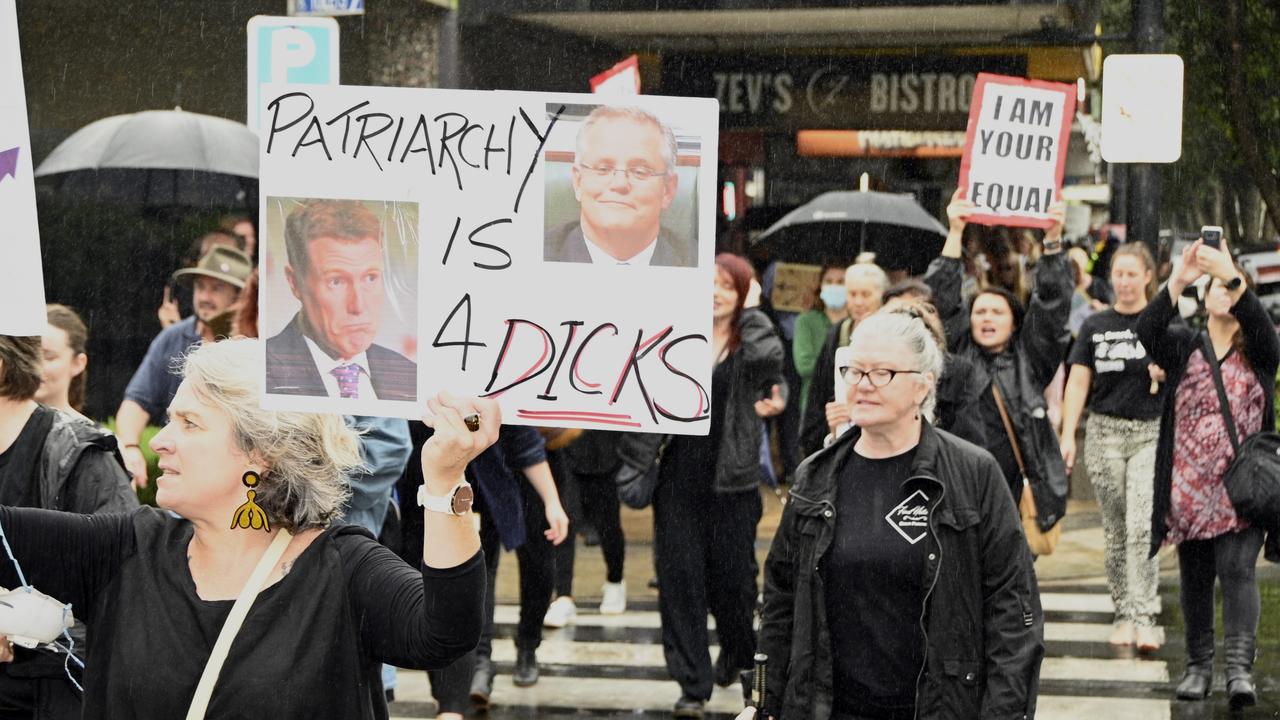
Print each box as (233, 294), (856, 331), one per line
(1104, 0), (1280, 247)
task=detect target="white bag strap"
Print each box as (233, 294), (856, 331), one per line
(185, 528), (293, 720)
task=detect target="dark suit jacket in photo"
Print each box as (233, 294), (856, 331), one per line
(543, 221), (696, 268)
(265, 314), (418, 402)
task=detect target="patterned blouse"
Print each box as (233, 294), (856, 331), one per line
(1165, 347), (1266, 544)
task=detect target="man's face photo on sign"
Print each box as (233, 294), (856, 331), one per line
(544, 104), (700, 268)
(261, 197), (420, 408)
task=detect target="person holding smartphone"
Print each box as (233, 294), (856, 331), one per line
(1136, 231), (1279, 708)
(1059, 243), (1166, 651)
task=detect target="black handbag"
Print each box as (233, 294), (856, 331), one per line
(613, 432), (669, 510)
(1201, 333), (1280, 525)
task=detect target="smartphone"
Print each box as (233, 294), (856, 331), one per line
(1201, 225), (1224, 250)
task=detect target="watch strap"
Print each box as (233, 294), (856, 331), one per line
(417, 482), (467, 516)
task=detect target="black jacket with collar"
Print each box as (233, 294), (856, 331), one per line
(925, 253), (1073, 531)
(614, 307), (786, 496)
(543, 221), (696, 268)
(759, 422), (1043, 720)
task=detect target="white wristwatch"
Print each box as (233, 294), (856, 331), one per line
(417, 480), (475, 516)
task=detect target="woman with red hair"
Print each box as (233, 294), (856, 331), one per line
(646, 253), (787, 718)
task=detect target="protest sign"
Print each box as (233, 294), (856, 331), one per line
(958, 73), (1075, 229)
(770, 263), (822, 313)
(0, 0), (45, 336)
(257, 85), (718, 434)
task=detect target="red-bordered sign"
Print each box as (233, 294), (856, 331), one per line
(590, 55), (641, 96)
(958, 73), (1076, 229)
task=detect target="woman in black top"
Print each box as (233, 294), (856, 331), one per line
(746, 308), (1042, 720)
(0, 338), (492, 719)
(926, 189), (1073, 529)
(656, 253), (786, 719)
(1059, 243), (1166, 652)
(1136, 238), (1280, 708)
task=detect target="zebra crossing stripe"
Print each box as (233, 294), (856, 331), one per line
(390, 588), (1172, 719)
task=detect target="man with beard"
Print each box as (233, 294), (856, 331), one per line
(114, 245), (251, 487)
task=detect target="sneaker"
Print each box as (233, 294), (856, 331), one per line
(544, 596), (577, 628)
(600, 581), (627, 615)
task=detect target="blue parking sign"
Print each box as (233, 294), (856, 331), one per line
(246, 16), (340, 133)
(290, 0), (365, 16)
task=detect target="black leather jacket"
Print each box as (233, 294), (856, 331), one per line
(925, 254), (1073, 530)
(615, 308), (786, 496)
(759, 422), (1043, 719)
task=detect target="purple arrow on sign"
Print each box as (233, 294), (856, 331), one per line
(0, 147), (17, 182)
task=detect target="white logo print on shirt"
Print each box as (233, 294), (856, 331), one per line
(885, 489), (931, 544)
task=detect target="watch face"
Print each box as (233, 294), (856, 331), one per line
(451, 484), (475, 515)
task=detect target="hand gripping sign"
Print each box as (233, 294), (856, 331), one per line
(256, 86), (718, 435)
(957, 73), (1076, 229)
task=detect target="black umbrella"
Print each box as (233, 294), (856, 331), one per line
(33, 109), (257, 209)
(751, 191), (947, 275)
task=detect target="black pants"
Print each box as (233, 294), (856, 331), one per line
(477, 479), (555, 656)
(549, 450), (579, 597)
(1178, 526), (1266, 646)
(653, 477), (761, 701)
(557, 469), (626, 591)
(0, 670), (81, 720)
(426, 650), (474, 714)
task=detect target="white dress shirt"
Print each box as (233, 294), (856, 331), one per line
(303, 336), (379, 400)
(583, 231), (659, 266)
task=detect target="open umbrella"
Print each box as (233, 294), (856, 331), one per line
(751, 191), (947, 275)
(34, 109), (257, 209)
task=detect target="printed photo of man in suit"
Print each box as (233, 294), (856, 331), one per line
(265, 199), (417, 401)
(544, 105), (696, 268)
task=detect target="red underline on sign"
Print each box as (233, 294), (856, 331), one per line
(516, 410), (642, 428)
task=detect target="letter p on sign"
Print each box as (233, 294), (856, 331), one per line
(247, 15), (340, 133)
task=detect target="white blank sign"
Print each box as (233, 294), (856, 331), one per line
(1101, 54), (1184, 164)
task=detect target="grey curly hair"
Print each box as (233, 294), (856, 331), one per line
(179, 338), (362, 531)
(849, 310), (945, 422)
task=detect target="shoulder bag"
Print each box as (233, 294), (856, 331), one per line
(992, 383), (1062, 556)
(1200, 333), (1280, 526)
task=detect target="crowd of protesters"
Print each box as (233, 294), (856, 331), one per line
(1, 185), (1277, 720)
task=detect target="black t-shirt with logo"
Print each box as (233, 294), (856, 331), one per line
(1067, 309), (1165, 420)
(824, 446), (928, 719)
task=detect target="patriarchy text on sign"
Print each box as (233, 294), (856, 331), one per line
(256, 85), (718, 434)
(958, 73), (1075, 228)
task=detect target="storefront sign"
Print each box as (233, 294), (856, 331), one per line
(662, 54), (1026, 130)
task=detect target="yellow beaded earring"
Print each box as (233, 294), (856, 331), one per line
(231, 471), (270, 531)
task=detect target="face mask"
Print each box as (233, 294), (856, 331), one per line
(820, 284), (847, 310)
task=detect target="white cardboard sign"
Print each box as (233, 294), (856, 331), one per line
(958, 73), (1075, 229)
(0, 0), (45, 336)
(258, 85), (718, 434)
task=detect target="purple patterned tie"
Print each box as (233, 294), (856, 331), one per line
(330, 363), (364, 399)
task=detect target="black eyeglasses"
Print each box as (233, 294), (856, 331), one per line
(838, 367), (923, 388)
(577, 163), (668, 183)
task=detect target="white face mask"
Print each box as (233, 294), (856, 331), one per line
(820, 284), (847, 310)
